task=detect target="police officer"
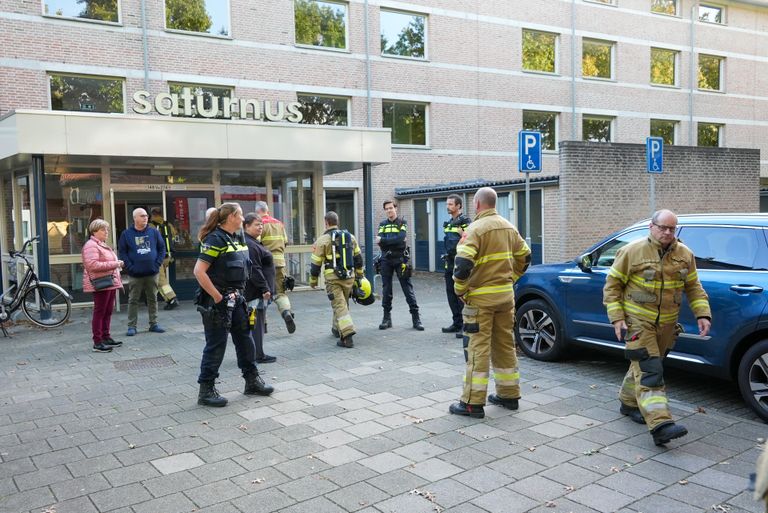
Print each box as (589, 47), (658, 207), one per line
(442, 194), (471, 342)
(376, 200), (423, 331)
(254, 201), (296, 334)
(449, 187), (530, 419)
(604, 209), (711, 446)
(309, 211), (364, 348)
(150, 207), (179, 310)
(193, 202), (274, 407)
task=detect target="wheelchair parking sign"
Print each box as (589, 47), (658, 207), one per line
(646, 137), (663, 174)
(518, 131), (542, 173)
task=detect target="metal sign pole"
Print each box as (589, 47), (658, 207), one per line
(650, 173), (655, 219)
(525, 173), (531, 247)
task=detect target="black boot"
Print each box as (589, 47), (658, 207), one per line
(412, 312), (424, 331)
(331, 327), (340, 338)
(282, 311), (296, 334)
(337, 334), (354, 348)
(448, 401), (485, 418)
(488, 394), (519, 410)
(198, 382), (227, 407)
(620, 402), (646, 424)
(441, 324), (461, 333)
(379, 312), (392, 330)
(243, 371), (274, 396)
(651, 422), (688, 446)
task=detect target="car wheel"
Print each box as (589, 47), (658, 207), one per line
(737, 339), (768, 423)
(515, 299), (566, 361)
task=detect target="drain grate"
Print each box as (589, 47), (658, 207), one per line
(114, 355), (176, 371)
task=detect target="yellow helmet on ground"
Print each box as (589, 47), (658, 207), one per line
(353, 277), (375, 306)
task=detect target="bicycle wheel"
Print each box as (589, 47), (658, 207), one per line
(22, 283), (71, 328)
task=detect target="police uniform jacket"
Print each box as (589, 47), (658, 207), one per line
(244, 233), (276, 302)
(150, 215), (176, 258)
(453, 209), (531, 309)
(199, 227), (250, 292)
(603, 236), (711, 326)
(378, 217), (407, 259)
(310, 226), (364, 284)
(444, 213), (471, 257)
(260, 214), (288, 267)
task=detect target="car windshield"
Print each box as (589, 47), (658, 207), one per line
(592, 229), (647, 267)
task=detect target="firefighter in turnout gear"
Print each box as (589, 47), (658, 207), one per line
(442, 194), (471, 345)
(603, 209), (711, 446)
(310, 211), (364, 348)
(254, 201), (296, 334)
(193, 203), (274, 407)
(376, 200), (423, 331)
(150, 208), (179, 310)
(448, 187), (531, 419)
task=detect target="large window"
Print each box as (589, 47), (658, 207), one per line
(585, 0), (616, 4)
(165, 0), (230, 36)
(699, 4), (725, 24)
(698, 123), (723, 147)
(43, 0), (119, 22)
(382, 101), (427, 146)
(523, 111), (557, 151)
(297, 94), (349, 125)
(650, 119), (676, 145)
(45, 168), (103, 256)
(650, 48), (677, 86)
(168, 83), (232, 118)
(582, 39), (613, 79)
(698, 54), (724, 91)
(651, 0), (677, 15)
(582, 115), (613, 142)
(380, 10), (426, 59)
(522, 30), (557, 74)
(294, 0), (347, 49)
(49, 73), (124, 113)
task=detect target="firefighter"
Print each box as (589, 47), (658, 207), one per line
(442, 194), (471, 344)
(309, 211), (364, 349)
(603, 209), (711, 446)
(376, 200), (423, 331)
(254, 201), (296, 334)
(448, 187), (530, 419)
(150, 208), (179, 310)
(193, 203), (274, 407)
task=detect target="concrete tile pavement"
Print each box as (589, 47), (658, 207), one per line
(0, 273), (765, 513)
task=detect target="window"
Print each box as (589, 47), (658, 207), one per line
(168, 83), (233, 119)
(297, 94), (349, 125)
(699, 4), (724, 24)
(678, 227), (758, 270)
(698, 54), (724, 91)
(380, 10), (426, 59)
(165, 0), (230, 36)
(582, 39), (613, 79)
(43, 0), (119, 22)
(650, 48), (677, 86)
(45, 168), (103, 256)
(697, 122), (722, 147)
(585, 0), (616, 4)
(650, 119), (677, 145)
(594, 230), (646, 267)
(49, 73), (124, 113)
(651, 0), (677, 15)
(294, 0), (347, 49)
(523, 111), (557, 151)
(522, 30), (557, 73)
(582, 116), (612, 142)
(382, 101), (427, 146)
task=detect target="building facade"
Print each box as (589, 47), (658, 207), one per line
(1, 0), (766, 300)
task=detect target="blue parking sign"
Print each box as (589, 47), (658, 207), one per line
(646, 137), (663, 174)
(518, 131), (542, 173)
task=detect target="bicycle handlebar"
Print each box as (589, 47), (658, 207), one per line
(9, 236), (40, 258)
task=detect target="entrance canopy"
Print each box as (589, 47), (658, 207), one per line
(0, 110), (391, 173)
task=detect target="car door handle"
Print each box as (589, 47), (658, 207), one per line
(730, 285), (764, 294)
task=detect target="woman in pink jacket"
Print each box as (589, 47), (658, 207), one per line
(82, 219), (124, 352)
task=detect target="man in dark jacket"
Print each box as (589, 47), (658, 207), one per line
(244, 213), (277, 363)
(442, 194), (471, 340)
(118, 208), (166, 336)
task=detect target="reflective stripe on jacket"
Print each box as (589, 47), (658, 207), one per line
(260, 214), (288, 267)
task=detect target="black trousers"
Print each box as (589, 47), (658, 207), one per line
(380, 257), (418, 314)
(198, 298), (257, 384)
(444, 255), (463, 327)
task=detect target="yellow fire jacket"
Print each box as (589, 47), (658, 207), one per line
(309, 226), (364, 285)
(603, 236), (711, 325)
(260, 214), (288, 267)
(453, 208), (531, 308)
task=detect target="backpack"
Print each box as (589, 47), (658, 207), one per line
(330, 229), (355, 279)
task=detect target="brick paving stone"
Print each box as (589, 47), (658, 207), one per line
(277, 496), (347, 513)
(184, 479), (247, 508)
(624, 459), (692, 485)
(66, 453), (123, 477)
(435, 446), (496, 470)
(687, 467), (751, 494)
(374, 491), (441, 513)
(273, 456), (331, 479)
(151, 452), (205, 475)
(343, 420), (389, 438)
(629, 493), (709, 513)
(726, 490), (767, 513)
(425, 478), (481, 508)
(310, 429), (360, 449)
(596, 471), (665, 498)
(359, 452), (412, 474)
(276, 474), (339, 501)
(508, 474), (570, 501)
(318, 462), (378, 487)
(114, 444), (169, 467)
(393, 440), (446, 461)
(143, 470), (203, 498)
(233, 433), (282, 452)
(308, 416), (352, 433)
(658, 481), (731, 509)
(190, 459), (247, 481)
(338, 408), (381, 424)
(314, 445), (366, 466)
(232, 448), (286, 471)
(472, 487), (540, 513)
(407, 457), (463, 481)
(325, 481), (389, 512)
(519, 445), (574, 467)
(443, 502), (490, 513)
(566, 483), (634, 513)
(132, 492), (198, 513)
(38, 495), (99, 513)
(651, 450), (716, 473)
(570, 452), (635, 477)
(13, 463), (73, 491)
(90, 482), (153, 511)
(454, 466), (514, 493)
(229, 466), (291, 492)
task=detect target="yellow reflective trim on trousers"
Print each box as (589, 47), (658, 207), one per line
(462, 376), (489, 385)
(493, 371), (520, 383)
(465, 284), (514, 297)
(311, 254), (323, 264)
(337, 314), (353, 329)
(457, 246), (477, 258)
(640, 395), (668, 411)
(608, 267), (628, 283)
(475, 251), (515, 266)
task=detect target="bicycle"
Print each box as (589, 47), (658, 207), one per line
(0, 236), (73, 336)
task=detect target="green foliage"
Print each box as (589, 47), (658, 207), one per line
(522, 30), (555, 73)
(698, 123), (720, 146)
(381, 14), (425, 58)
(50, 75), (123, 113)
(651, 0), (677, 15)
(295, 0), (346, 49)
(698, 55), (722, 90)
(650, 48), (676, 85)
(523, 111), (556, 150)
(77, 0), (118, 22)
(298, 95), (348, 125)
(583, 117), (611, 142)
(166, 0), (213, 34)
(698, 5), (723, 23)
(383, 102), (426, 145)
(582, 40), (612, 78)
(651, 120), (675, 145)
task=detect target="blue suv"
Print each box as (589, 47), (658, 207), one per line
(514, 213), (768, 422)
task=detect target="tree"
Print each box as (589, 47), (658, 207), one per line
(298, 96), (347, 125)
(522, 30), (555, 73)
(698, 55), (722, 90)
(50, 75), (123, 113)
(582, 41), (611, 78)
(77, 0), (118, 22)
(295, 0), (346, 48)
(651, 0), (676, 15)
(382, 15), (424, 58)
(166, 0), (212, 34)
(650, 48), (675, 85)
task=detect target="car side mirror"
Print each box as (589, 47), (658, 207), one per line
(577, 253), (593, 273)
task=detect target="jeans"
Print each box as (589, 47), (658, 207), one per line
(127, 274), (159, 328)
(380, 257), (418, 314)
(92, 289), (116, 344)
(198, 298), (257, 384)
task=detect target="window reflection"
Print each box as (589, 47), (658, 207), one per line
(45, 169), (103, 255)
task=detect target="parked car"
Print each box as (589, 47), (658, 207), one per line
(514, 213), (768, 422)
